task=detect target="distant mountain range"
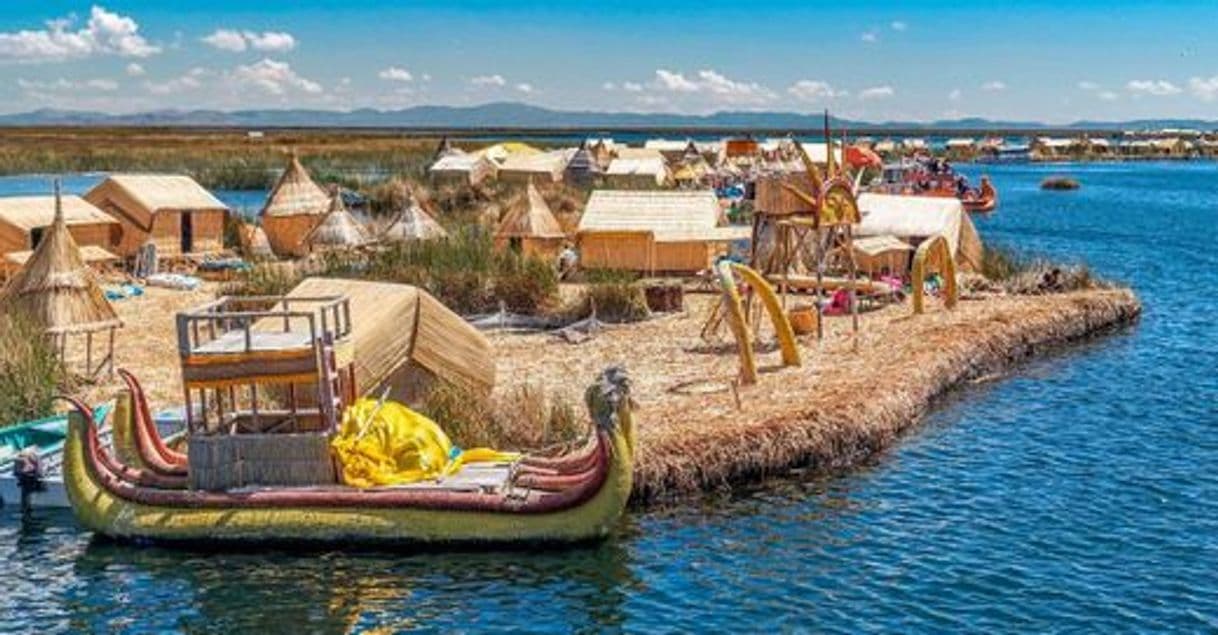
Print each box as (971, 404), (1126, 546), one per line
(0, 102), (1214, 133)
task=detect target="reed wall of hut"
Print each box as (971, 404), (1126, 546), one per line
(83, 175), (227, 258)
(258, 277), (495, 407)
(0, 195), (120, 256)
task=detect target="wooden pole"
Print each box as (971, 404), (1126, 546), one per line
(848, 225), (860, 352)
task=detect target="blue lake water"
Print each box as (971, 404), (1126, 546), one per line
(2, 162), (1216, 633)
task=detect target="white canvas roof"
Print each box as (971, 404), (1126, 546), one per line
(856, 193), (983, 270)
(797, 141), (844, 164)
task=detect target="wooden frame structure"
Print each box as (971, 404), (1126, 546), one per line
(750, 113), (863, 341)
(176, 294), (355, 436)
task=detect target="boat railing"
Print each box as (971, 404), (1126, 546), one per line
(176, 295), (352, 357)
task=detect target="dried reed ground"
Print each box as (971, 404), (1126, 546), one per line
(77, 283), (1140, 503)
(489, 289), (1141, 502)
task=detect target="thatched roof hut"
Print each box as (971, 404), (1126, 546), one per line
(236, 221), (274, 259)
(305, 190), (371, 252)
(428, 152), (497, 187)
(0, 183), (121, 375)
(260, 153), (331, 257)
(494, 182), (565, 258)
(83, 174), (228, 258)
(577, 190), (747, 274)
(0, 194), (119, 257)
(265, 277), (495, 405)
(381, 188), (448, 242)
(564, 141), (603, 188)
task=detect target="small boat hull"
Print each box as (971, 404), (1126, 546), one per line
(63, 368), (636, 546)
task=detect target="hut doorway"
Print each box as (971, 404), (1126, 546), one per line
(180, 211), (194, 254)
(29, 226), (45, 249)
(508, 237), (523, 254)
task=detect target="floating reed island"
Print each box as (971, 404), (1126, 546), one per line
(1042, 176), (1081, 190)
(489, 286), (1140, 502)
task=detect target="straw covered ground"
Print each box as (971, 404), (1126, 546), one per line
(75, 283), (1140, 504)
(488, 289), (1141, 503)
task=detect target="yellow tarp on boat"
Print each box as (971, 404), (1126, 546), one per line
(331, 398), (518, 488)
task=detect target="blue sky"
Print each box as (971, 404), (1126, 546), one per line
(2, 1), (1217, 122)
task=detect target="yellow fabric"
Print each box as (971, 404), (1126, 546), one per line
(331, 398), (518, 488)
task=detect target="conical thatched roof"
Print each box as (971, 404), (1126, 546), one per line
(237, 222), (274, 258)
(261, 153), (330, 218)
(495, 182), (565, 239)
(0, 183), (120, 335)
(565, 141), (602, 175)
(381, 188), (448, 242)
(306, 190), (371, 250)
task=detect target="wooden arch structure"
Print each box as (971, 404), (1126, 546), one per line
(911, 234), (959, 315)
(714, 261), (800, 385)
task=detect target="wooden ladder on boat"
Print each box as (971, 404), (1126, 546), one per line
(317, 333), (345, 432)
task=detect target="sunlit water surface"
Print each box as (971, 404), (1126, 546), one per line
(1, 163), (1216, 633)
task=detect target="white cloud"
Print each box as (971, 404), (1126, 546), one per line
(981, 80), (1006, 91)
(643, 69), (774, 105)
(890, 21), (907, 31)
(1188, 76), (1218, 101)
(1098, 90), (1119, 101)
(0, 6), (159, 63)
(601, 81), (616, 91)
(19, 77), (118, 92)
(788, 79), (846, 102)
(86, 78), (118, 91)
(470, 74), (506, 87)
(378, 66), (413, 82)
(421, 73), (431, 82)
(622, 81), (643, 92)
(202, 29), (246, 52)
(861, 31), (878, 43)
(244, 31), (295, 52)
(1126, 79), (1181, 96)
(858, 85), (895, 100)
(515, 82), (534, 93)
(1077, 80), (1100, 91)
(654, 69), (699, 92)
(144, 67), (208, 95)
(229, 58), (321, 95)
(948, 88), (962, 101)
(203, 29), (296, 53)
(125, 62), (145, 77)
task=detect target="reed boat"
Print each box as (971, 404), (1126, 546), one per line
(961, 177), (998, 213)
(62, 366), (635, 546)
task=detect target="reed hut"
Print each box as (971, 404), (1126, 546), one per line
(564, 142), (603, 188)
(856, 193), (983, 272)
(235, 222), (274, 260)
(497, 150), (572, 184)
(494, 182), (566, 259)
(83, 174), (228, 258)
(264, 277), (495, 405)
(0, 194), (119, 258)
(260, 154), (331, 258)
(605, 156), (671, 188)
(0, 185), (121, 376)
(577, 190), (749, 274)
(380, 190), (448, 242)
(305, 190), (371, 252)
(428, 152), (497, 187)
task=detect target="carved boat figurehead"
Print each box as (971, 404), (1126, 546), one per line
(586, 366), (633, 433)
